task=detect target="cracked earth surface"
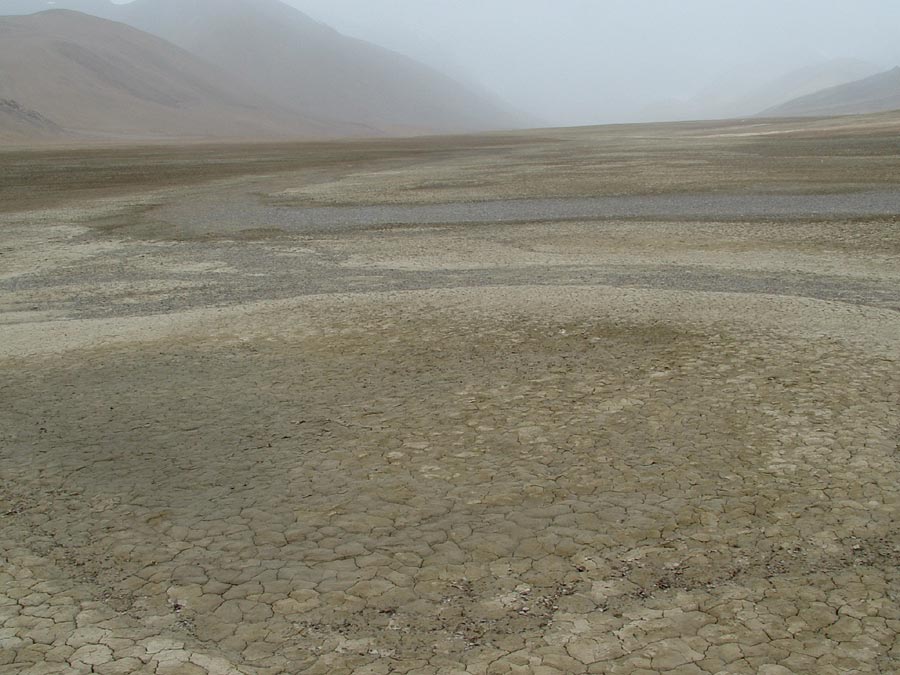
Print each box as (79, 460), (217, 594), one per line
(2, 124), (900, 674)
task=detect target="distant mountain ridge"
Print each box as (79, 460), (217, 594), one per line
(762, 66), (900, 118)
(114, 0), (518, 134)
(0, 10), (336, 141)
(639, 59), (882, 123)
(0, 0), (520, 142)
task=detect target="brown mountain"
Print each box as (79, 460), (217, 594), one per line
(0, 10), (345, 142)
(762, 66), (900, 118)
(114, 0), (518, 134)
(2, 0), (519, 140)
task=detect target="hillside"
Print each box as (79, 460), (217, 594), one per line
(725, 59), (881, 117)
(640, 59), (881, 122)
(118, 0), (517, 134)
(762, 66), (900, 118)
(0, 98), (64, 141)
(0, 10), (346, 142)
(3, 0), (519, 137)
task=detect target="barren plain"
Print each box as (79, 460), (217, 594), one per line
(1, 115), (899, 674)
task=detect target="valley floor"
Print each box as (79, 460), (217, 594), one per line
(1, 116), (899, 674)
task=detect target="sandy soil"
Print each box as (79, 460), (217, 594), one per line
(1, 117), (899, 674)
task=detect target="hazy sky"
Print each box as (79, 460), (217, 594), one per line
(286, 0), (900, 125)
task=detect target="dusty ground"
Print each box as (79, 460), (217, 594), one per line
(1, 116), (899, 674)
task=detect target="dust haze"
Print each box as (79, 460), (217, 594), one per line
(286, 0), (900, 125)
(10, 0), (900, 126)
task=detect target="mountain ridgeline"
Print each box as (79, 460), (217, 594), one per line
(762, 67), (900, 118)
(2, 0), (899, 142)
(0, 0), (521, 142)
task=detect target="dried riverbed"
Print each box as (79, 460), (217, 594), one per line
(1, 119), (899, 674)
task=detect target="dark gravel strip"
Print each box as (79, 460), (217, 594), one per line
(176, 191), (900, 235)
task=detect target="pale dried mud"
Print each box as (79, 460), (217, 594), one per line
(1, 118), (899, 674)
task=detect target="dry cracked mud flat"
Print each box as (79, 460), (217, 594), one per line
(1, 118), (899, 674)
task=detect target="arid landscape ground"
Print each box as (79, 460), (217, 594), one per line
(1, 114), (899, 674)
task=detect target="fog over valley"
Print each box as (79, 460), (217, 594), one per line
(4, 0), (900, 130)
(286, 0), (900, 125)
